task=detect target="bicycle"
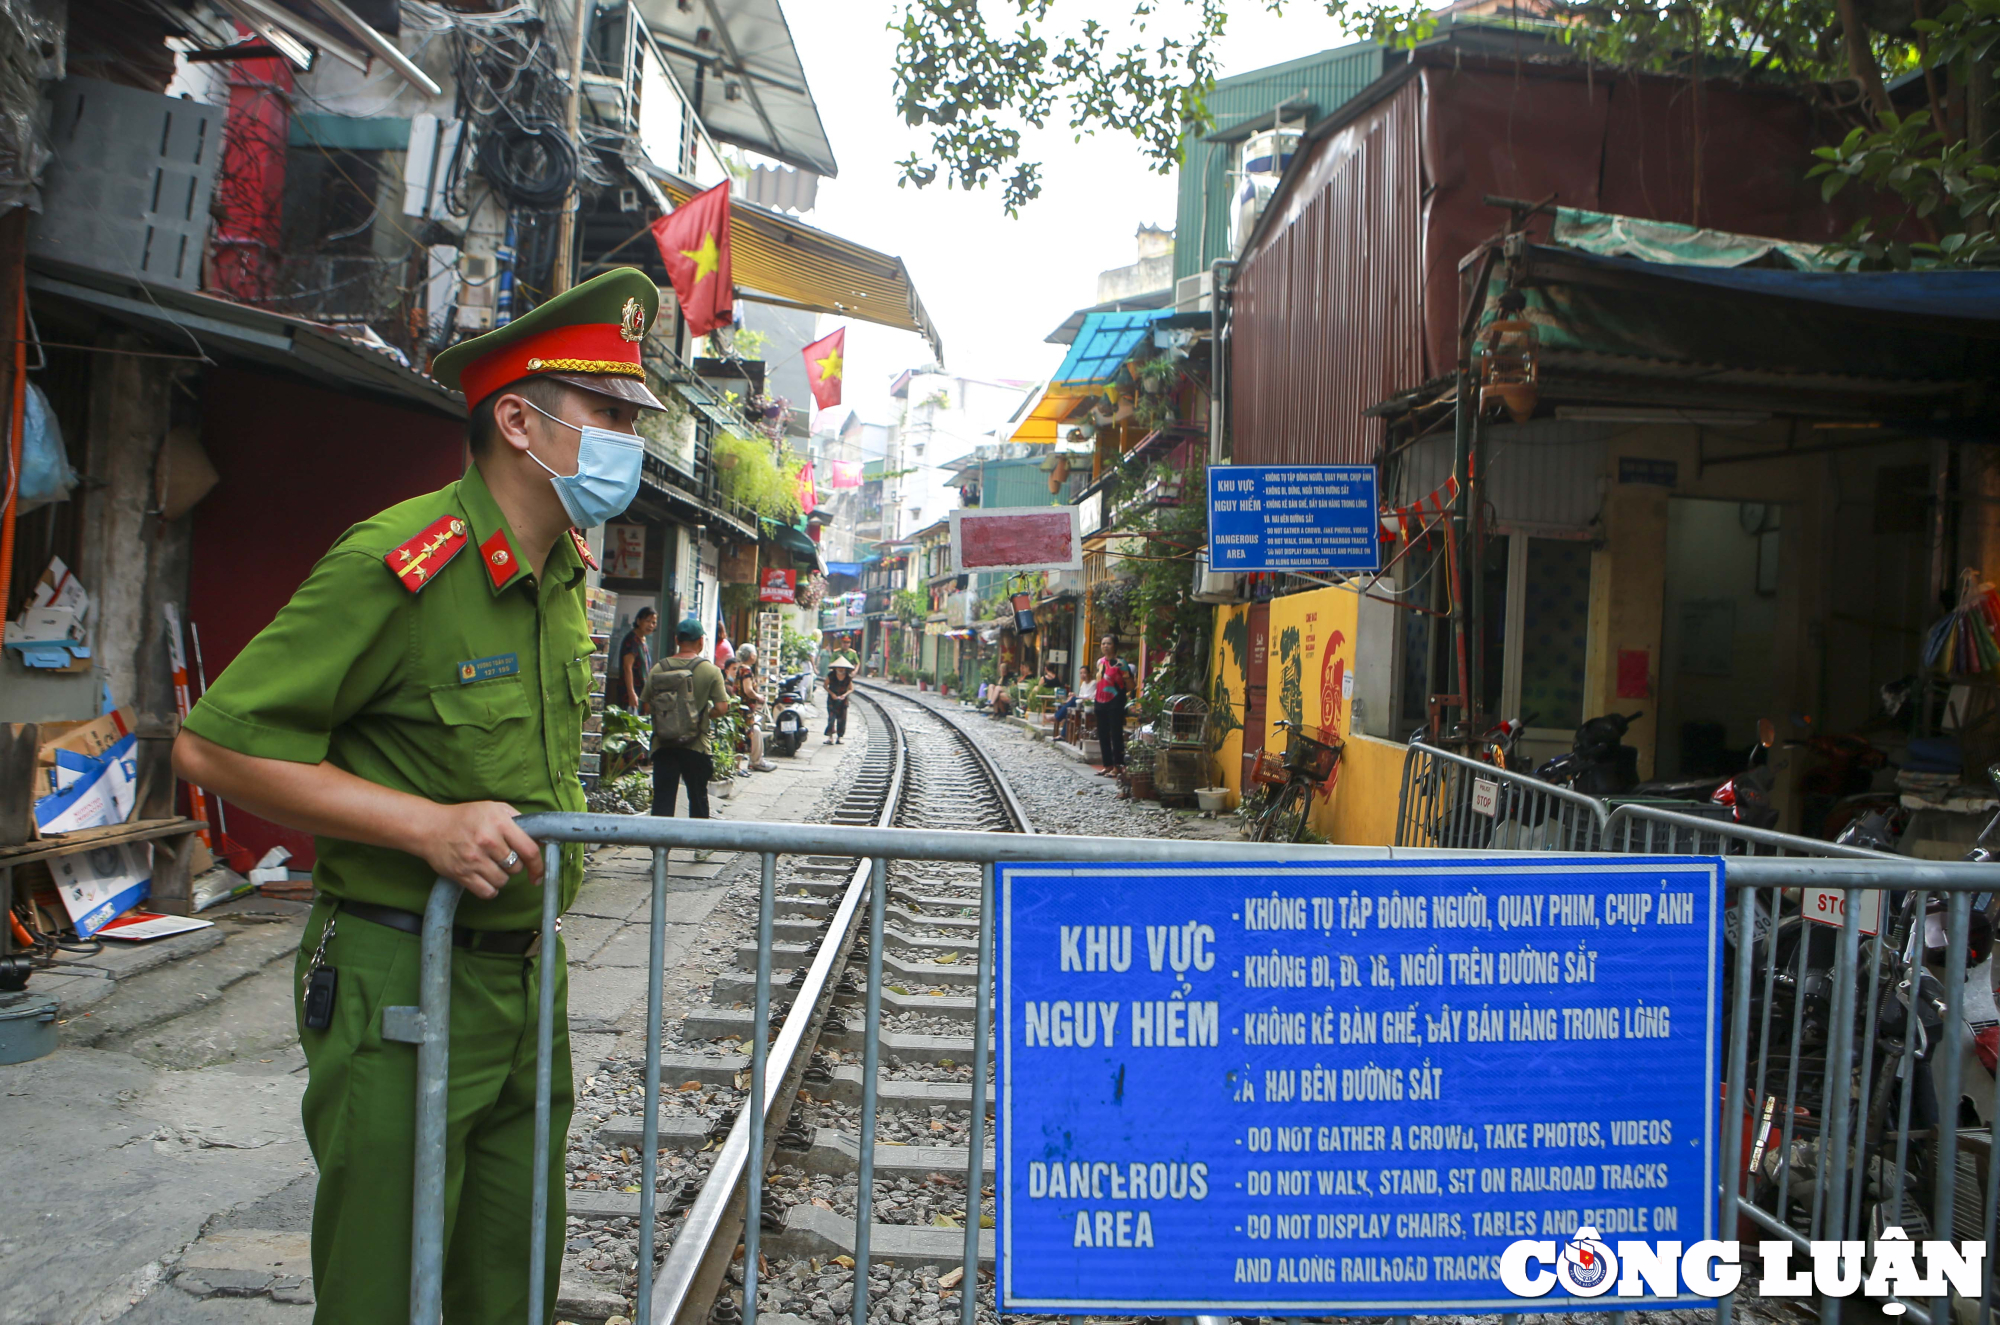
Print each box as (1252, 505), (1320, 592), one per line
(1247, 719), (1344, 843)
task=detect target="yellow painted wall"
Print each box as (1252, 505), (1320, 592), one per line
(1208, 604), (1253, 802)
(1327, 735), (1406, 846)
(1258, 587), (1402, 845)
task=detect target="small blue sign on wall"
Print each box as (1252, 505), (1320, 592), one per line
(997, 857), (1720, 1315)
(1207, 465), (1381, 573)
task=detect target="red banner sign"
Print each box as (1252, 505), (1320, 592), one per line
(758, 568), (797, 604)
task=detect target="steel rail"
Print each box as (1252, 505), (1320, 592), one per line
(648, 683), (1034, 1325)
(855, 682), (1036, 1325)
(647, 689), (907, 1325)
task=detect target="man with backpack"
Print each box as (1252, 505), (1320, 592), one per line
(641, 617), (732, 821)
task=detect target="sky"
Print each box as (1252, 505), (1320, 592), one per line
(775, 2), (1368, 436)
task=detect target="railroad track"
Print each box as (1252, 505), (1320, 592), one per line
(586, 682), (1029, 1325)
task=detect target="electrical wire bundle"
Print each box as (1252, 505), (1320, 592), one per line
(476, 115), (577, 209)
(1923, 567), (2000, 676)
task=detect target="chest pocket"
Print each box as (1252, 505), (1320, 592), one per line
(567, 656), (592, 707)
(430, 677), (537, 799)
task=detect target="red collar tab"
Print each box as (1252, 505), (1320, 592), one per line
(385, 515), (469, 593)
(480, 527), (520, 589)
(459, 322), (646, 408)
(568, 528), (599, 571)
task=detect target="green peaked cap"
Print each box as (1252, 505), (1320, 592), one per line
(431, 267), (663, 407)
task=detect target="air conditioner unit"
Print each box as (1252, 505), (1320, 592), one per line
(1191, 552), (1243, 604)
(1174, 272), (1211, 314)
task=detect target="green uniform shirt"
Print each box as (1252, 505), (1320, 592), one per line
(184, 464), (591, 928)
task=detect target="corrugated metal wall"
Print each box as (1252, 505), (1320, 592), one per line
(1395, 422), (1614, 532)
(1230, 77), (1424, 467)
(1172, 43), (1383, 283)
(980, 457), (1059, 509)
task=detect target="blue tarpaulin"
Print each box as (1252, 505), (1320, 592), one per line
(1050, 310), (1170, 388)
(824, 561), (862, 578)
(1534, 245), (2000, 335)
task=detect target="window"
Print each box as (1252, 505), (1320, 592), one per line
(1392, 532), (1594, 744)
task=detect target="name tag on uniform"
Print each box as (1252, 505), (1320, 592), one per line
(459, 652), (520, 683)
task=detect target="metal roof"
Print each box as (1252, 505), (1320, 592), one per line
(27, 257), (463, 417)
(1172, 42), (1383, 282)
(1051, 310), (1165, 388)
(1043, 289), (1173, 345)
(633, 0), (836, 177)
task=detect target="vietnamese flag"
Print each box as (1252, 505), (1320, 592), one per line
(794, 461), (817, 517)
(829, 459), (862, 488)
(802, 326), (845, 409)
(651, 181), (733, 337)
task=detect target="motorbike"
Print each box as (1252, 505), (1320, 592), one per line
(1533, 711), (1642, 795)
(768, 670), (813, 757)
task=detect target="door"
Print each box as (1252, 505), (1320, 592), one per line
(1656, 498), (1785, 778)
(1241, 602), (1270, 786)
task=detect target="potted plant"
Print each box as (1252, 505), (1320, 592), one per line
(707, 707), (745, 799)
(597, 705), (651, 782)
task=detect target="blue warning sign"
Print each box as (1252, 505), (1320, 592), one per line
(995, 857), (1722, 1315)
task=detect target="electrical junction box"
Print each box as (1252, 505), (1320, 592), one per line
(31, 77), (222, 290)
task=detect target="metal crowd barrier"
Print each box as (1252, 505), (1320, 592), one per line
(390, 811), (2000, 1325)
(1395, 739), (1892, 861)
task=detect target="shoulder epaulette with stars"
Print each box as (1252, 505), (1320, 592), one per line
(384, 514), (469, 593)
(568, 528), (599, 571)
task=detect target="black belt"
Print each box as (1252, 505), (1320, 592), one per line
(336, 899), (548, 957)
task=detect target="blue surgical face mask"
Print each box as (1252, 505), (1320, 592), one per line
(522, 399), (644, 530)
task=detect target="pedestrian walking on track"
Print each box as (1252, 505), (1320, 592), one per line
(642, 617), (732, 820)
(172, 268), (665, 1324)
(823, 653), (856, 743)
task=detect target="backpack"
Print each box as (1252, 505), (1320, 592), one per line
(646, 657), (709, 748)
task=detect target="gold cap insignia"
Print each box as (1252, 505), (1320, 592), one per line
(619, 297), (646, 343)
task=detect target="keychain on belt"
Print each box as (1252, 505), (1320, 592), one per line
(303, 905), (340, 1031)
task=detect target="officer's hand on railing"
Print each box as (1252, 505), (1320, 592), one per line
(420, 801), (545, 898)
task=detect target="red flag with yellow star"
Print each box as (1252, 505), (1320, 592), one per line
(651, 181), (733, 337)
(802, 326), (845, 409)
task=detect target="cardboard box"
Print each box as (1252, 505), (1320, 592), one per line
(37, 709), (134, 768)
(29, 557), (90, 621)
(5, 607), (85, 647)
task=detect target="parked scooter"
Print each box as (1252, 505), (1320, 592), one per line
(768, 670), (813, 757)
(1534, 712), (1642, 795)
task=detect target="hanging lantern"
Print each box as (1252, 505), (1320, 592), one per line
(1476, 293), (1540, 424)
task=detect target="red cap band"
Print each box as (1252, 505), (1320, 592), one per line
(459, 323), (644, 407)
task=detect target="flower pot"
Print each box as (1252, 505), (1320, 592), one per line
(1196, 786), (1233, 813)
(1128, 772), (1155, 800)
(708, 779), (736, 800)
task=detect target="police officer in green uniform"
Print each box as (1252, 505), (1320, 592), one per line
(172, 268), (665, 1323)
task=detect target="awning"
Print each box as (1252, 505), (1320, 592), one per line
(1001, 382), (1099, 446)
(1051, 310), (1169, 386)
(647, 172), (942, 362)
(1406, 240), (2000, 422)
(762, 520), (819, 558)
(27, 257), (462, 417)
(632, 0), (835, 176)
(825, 561), (862, 578)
